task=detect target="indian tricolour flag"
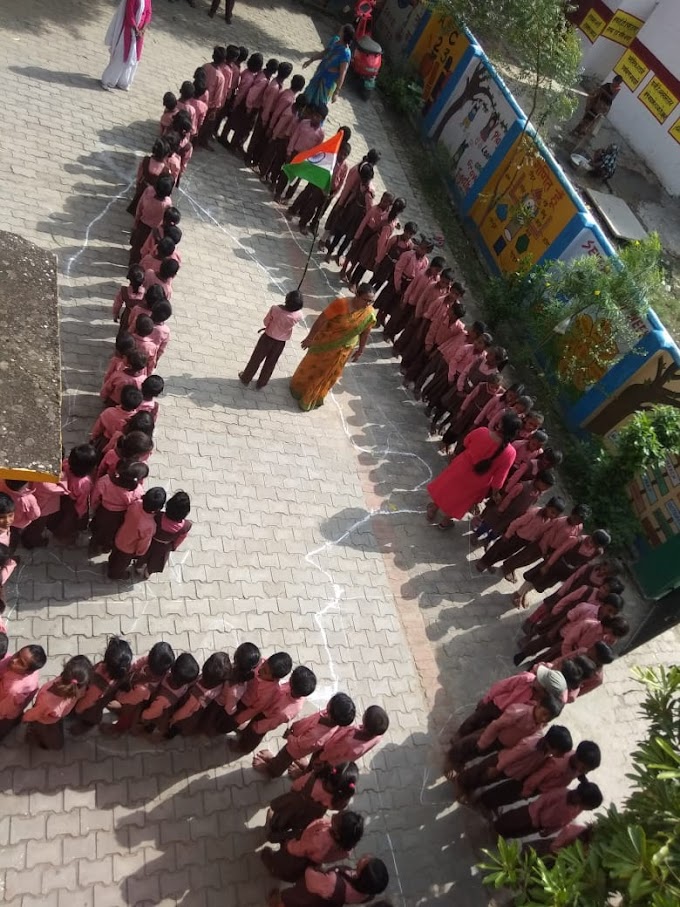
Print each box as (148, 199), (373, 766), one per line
(282, 131), (345, 194)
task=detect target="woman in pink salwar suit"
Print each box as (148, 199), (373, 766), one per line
(426, 412), (522, 528)
(102, 0), (152, 92)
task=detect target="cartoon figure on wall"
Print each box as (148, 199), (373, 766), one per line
(409, 15), (470, 115)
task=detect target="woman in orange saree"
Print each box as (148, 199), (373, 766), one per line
(290, 285), (376, 411)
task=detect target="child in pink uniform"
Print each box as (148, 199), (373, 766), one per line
(0, 643), (47, 740)
(113, 265), (145, 332)
(89, 459), (149, 555)
(262, 811), (364, 883)
(271, 855), (389, 907)
(0, 481), (39, 536)
(254, 692), (356, 778)
(23, 655), (93, 750)
(274, 104), (327, 202)
(132, 316), (161, 373)
(107, 486), (166, 579)
(200, 641), (261, 736)
(139, 207), (182, 261)
(100, 350), (148, 405)
(267, 761), (359, 843)
(313, 705), (389, 768)
(232, 665), (317, 754)
(71, 637), (133, 733)
(371, 220), (417, 294)
(475, 497), (566, 575)
(220, 52), (263, 148)
(160, 91), (177, 133)
(198, 46), (227, 144)
(455, 725), (572, 803)
(139, 652), (200, 737)
(103, 334), (136, 390)
(102, 411), (154, 463)
(246, 62), (293, 166)
(127, 139), (169, 216)
(239, 290), (303, 389)
(259, 95), (306, 184)
(139, 375), (164, 423)
(150, 300), (172, 364)
(189, 70), (209, 136)
(495, 779), (603, 839)
(126, 284), (166, 335)
(223, 651), (293, 733)
(341, 194), (402, 284)
(286, 138), (350, 235)
(98, 430), (153, 480)
(167, 651), (231, 737)
(134, 490), (192, 578)
(46, 444), (98, 544)
(139, 236), (176, 277)
(375, 237), (432, 328)
(143, 259), (178, 299)
(105, 643), (175, 734)
(519, 740), (601, 802)
(129, 175), (174, 265)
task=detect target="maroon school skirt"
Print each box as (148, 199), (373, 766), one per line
(268, 790), (326, 841)
(90, 506), (125, 554)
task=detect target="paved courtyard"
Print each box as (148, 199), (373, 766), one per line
(0, 1), (678, 906)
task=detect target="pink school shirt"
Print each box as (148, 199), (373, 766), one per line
(140, 228), (183, 263)
(170, 678), (222, 725)
(394, 251), (428, 290)
(102, 353), (128, 387)
(127, 304), (151, 335)
(141, 679), (191, 721)
(134, 334), (160, 372)
(285, 710), (339, 760)
(251, 682), (305, 734)
(523, 752), (579, 796)
(62, 461), (94, 518)
(291, 774), (336, 809)
(32, 480), (67, 520)
(176, 100), (198, 136)
(113, 284), (144, 319)
(0, 664), (41, 720)
(143, 269), (173, 300)
(304, 868), (365, 904)
(528, 788), (583, 834)
(151, 322), (170, 360)
(91, 475), (144, 514)
(331, 159), (349, 197)
(0, 483), (39, 530)
(287, 120), (324, 157)
(101, 370), (145, 406)
(263, 305), (303, 342)
(482, 672), (537, 710)
(477, 703), (540, 751)
(135, 186), (171, 230)
(116, 656), (163, 707)
(551, 585), (593, 618)
(475, 394), (506, 428)
(286, 818), (348, 864)
(138, 399), (160, 423)
(561, 618), (607, 655)
(216, 680), (247, 715)
(259, 80), (282, 123)
(496, 731), (546, 779)
(245, 73), (271, 111)
(446, 342), (475, 383)
(505, 507), (551, 543)
(22, 680), (78, 725)
(354, 204), (388, 244)
(232, 69), (257, 107)
(139, 252), (164, 275)
(269, 87), (295, 130)
(272, 106), (297, 141)
(74, 662), (118, 714)
(438, 324), (468, 365)
(188, 97), (208, 132)
(316, 725), (382, 765)
(547, 534), (600, 568)
(567, 602), (600, 625)
(403, 271), (434, 309)
(156, 514), (191, 551)
(114, 501), (156, 556)
(456, 355), (494, 393)
(0, 557), (17, 588)
(542, 517), (583, 555)
(202, 63), (226, 110)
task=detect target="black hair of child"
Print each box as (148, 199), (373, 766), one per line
(544, 724), (573, 753)
(68, 444), (98, 477)
(142, 375), (164, 399)
(171, 653), (200, 685)
(165, 491), (190, 521)
(290, 665), (316, 698)
(284, 290), (303, 312)
(103, 637), (134, 681)
(328, 692), (356, 726)
(267, 652), (293, 679)
(233, 642), (261, 681)
(26, 644), (47, 670)
(120, 386), (144, 411)
(143, 487), (167, 514)
(148, 641), (175, 676)
(202, 652), (231, 688)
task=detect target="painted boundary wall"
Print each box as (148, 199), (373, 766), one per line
(377, 2), (680, 596)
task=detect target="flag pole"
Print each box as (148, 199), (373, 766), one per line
(296, 211), (323, 292)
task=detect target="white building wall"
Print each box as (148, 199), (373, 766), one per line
(578, 0), (658, 78)
(606, 0), (680, 195)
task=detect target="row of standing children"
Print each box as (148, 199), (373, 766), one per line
(0, 626), (391, 904)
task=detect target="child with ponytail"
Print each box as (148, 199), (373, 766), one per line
(23, 656), (94, 749)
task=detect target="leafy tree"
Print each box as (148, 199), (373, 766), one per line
(479, 665), (680, 906)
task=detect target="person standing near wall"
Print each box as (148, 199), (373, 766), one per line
(572, 74), (623, 138)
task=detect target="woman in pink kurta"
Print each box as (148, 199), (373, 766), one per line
(426, 413), (522, 528)
(102, 0), (152, 92)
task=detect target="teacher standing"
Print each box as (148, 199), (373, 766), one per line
(302, 24), (355, 108)
(102, 0), (153, 92)
(290, 284), (376, 411)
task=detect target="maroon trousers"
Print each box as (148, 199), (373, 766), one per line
(240, 334), (286, 388)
